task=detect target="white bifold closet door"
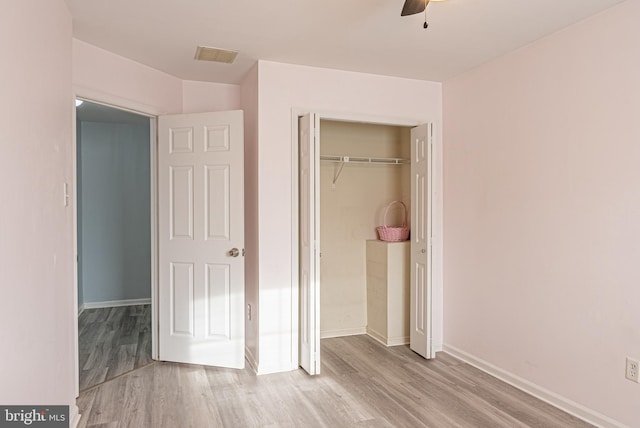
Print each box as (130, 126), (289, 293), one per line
(298, 113), (321, 375)
(298, 116), (434, 376)
(410, 123), (433, 359)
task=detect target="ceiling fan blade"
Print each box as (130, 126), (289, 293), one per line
(401, 0), (428, 16)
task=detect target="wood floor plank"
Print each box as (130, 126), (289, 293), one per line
(77, 335), (593, 427)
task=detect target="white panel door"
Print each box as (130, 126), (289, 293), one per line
(410, 123), (433, 359)
(158, 110), (244, 368)
(298, 113), (320, 375)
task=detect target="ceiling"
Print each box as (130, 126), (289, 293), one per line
(65, 0), (625, 85)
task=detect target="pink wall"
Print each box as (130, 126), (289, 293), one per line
(73, 41), (243, 116)
(73, 39), (183, 114)
(443, 1), (640, 426)
(256, 61), (443, 373)
(183, 80), (241, 114)
(0, 0), (79, 423)
(240, 64), (260, 367)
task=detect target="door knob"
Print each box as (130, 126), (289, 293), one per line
(421, 249), (426, 253)
(228, 248), (240, 257)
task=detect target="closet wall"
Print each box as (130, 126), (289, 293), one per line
(319, 120), (411, 337)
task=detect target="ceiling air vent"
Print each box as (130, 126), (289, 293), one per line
(194, 46), (238, 64)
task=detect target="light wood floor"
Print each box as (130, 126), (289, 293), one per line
(78, 305), (152, 391)
(77, 335), (592, 427)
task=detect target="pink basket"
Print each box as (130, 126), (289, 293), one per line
(376, 200), (410, 242)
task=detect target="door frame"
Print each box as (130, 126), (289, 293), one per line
(72, 88), (161, 397)
(290, 108), (433, 369)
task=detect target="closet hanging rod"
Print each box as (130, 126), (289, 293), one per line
(320, 155), (409, 165)
(321, 155), (409, 185)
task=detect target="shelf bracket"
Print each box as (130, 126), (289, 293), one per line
(333, 160), (346, 186)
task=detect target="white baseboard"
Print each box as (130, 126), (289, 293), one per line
(77, 305), (85, 316)
(81, 298), (151, 310)
(366, 328), (386, 345)
(320, 326), (366, 339)
(386, 336), (409, 346)
(69, 405), (81, 428)
(443, 344), (627, 428)
(366, 328), (409, 347)
(245, 346), (258, 374)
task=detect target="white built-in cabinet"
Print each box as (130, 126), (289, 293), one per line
(365, 240), (410, 346)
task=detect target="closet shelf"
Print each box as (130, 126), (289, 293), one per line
(320, 155), (409, 165)
(320, 155), (409, 185)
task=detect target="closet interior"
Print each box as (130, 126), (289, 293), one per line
(319, 119), (412, 346)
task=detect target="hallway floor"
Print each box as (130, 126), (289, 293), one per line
(78, 304), (152, 391)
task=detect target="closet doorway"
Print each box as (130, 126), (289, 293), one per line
(296, 112), (434, 375)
